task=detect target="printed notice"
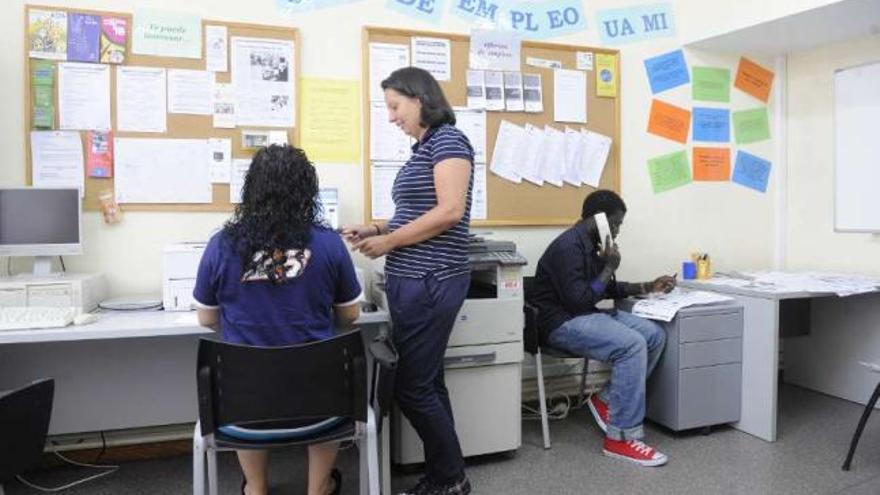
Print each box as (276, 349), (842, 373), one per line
(412, 37), (451, 81)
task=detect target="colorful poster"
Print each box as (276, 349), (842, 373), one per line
(86, 130), (114, 178)
(648, 150), (691, 193)
(100, 16), (127, 64)
(132, 9), (202, 59)
(692, 66), (730, 102)
(733, 108), (770, 144)
(29, 9), (67, 60)
(595, 53), (618, 98)
(67, 13), (100, 62)
(32, 107), (55, 129)
(692, 107), (730, 142)
(644, 49), (689, 94)
(732, 150), (771, 192)
(596, 3), (676, 45)
(693, 147), (730, 181)
(735, 57), (774, 102)
(31, 60), (55, 86)
(647, 99), (690, 144)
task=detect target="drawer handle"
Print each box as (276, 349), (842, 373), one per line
(444, 352), (497, 366)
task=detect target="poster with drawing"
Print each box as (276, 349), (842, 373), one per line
(232, 37), (295, 127)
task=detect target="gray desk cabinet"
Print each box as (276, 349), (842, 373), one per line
(619, 301), (744, 432)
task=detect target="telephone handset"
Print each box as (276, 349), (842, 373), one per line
(594, 212), (613, 252)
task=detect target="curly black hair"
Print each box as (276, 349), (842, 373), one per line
(581, 189), (627, 220)
(224, 145), (322, 284)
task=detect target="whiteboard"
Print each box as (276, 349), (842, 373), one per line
(834, 61), (880, 232)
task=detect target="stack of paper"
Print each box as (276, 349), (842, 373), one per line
(702, 271), (880, 297)
(630, 289), (734, 322)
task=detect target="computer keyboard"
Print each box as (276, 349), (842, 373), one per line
(0, 306), (76, 331)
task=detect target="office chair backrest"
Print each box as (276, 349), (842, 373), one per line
(197, 330), (367, 436)
(0, 378), (55, 483)
(522, 276), (541, 354)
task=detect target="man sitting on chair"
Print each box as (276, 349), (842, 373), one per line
(530, 189), (675, 467)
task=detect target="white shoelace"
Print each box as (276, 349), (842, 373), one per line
(627, 440), (655, 457)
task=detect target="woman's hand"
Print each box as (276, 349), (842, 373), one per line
(352, 235), (396, 259)
(340, 224), (380, 244)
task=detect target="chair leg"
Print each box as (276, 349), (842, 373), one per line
(366, 409), (380, 495)
(843, 381), (880, 470)
(579, 358), (589, 407)
(207, 447), (219, 495)
(193, 423), (206, 495)
(535, 350), (551, 449)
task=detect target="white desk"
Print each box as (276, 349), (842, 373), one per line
(681, 279), (880, 442)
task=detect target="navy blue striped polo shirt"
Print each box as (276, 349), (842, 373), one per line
(386, 123), (474, 280)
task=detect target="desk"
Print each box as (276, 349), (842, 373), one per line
(0, 309), (390, 434)
(681, 279), (880, 442)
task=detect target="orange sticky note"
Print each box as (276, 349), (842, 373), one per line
(735, 57), (774, 102)
(647, 99), (691, 144)
(693, 147), (731, 181)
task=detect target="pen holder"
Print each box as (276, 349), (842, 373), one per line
(682, 261), (697, 280)
(696, 259), (711, 280)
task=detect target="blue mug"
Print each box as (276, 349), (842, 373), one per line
(682, 261), (697, 280)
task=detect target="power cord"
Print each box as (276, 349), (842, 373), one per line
(59, 256), (66, 273)
(15, 450), (118, 493)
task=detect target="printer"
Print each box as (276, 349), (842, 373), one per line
(163, 242), (206, 311)
(376, 237), (528, 464)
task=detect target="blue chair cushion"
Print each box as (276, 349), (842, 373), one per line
(218, 416), (348, 442)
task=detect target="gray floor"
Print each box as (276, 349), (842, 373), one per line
(6, 384), (880, 495)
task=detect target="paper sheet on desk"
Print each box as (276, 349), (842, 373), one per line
(630, 289), (733, 322)
(737, 272), (880, 296)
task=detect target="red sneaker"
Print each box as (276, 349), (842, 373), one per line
(603, 438), (668, 467)
(587, 394), (609, 433)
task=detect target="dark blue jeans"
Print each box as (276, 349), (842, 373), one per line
(386, 272), (470, 484)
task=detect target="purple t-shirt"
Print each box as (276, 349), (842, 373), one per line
(193, 226), (362, 346)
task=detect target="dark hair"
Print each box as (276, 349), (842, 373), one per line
(223, 145), (322, 284)
(581, 189), (627, 219)
(381, 67), (456, 128)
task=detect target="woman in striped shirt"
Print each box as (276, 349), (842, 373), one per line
(343, 67), (474, 495)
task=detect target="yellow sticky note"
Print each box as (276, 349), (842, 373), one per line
(595, 53), (618, 98)
(299, 78), (361, 163)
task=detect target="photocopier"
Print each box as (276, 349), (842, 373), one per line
(373, 237), (528, 465)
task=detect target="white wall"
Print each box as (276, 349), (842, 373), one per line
(786, 34), (880, 275)
(0, 0), (778, 297)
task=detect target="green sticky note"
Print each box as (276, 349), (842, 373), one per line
(648, 150), (691, 193)
(33, 85), (53, 108)
(30, 60), (54, 86)
(692, 66), (730, 102)
(733, 108), (770, 144)
(32, 105), (55, 129)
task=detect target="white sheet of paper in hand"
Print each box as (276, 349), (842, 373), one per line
(489, 120), (524, 183)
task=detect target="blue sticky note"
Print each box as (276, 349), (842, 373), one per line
(386, 0), (446, 24)
(692, 107), (730, 142)
(732, 151), (771, 193)
(644, 49), (689, 94)
(597, 3), (676, 45)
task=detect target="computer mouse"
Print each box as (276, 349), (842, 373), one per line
(73, 313), (98, 325)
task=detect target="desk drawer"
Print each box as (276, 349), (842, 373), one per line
(679, 312), (742, 343)
(680, 338), (742, 369)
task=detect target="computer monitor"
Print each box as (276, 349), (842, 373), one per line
(319, 188), (339, 230)
(0, 187), (82, 276)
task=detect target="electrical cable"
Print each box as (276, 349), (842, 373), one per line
(15, 450), (118, 493)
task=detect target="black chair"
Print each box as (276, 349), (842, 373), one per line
(192, 330), (397, 495)
(842, 361), (880, 471)
(0, 378), (55, 495)
(523, 277), (589, 449)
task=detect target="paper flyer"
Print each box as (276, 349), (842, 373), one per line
(29, 9), (68, 60)
(68, 13), (101, 63)
(86, 130), (114, 178)
(100, 16), (127, 64)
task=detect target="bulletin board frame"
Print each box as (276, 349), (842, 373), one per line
(362, 26), (621, 227)
(23, 4), (301, 212)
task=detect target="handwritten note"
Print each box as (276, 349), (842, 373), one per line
(644, 49), (689, 94)
(735, 57), (774, 102)
(692, 107), (730, 142)
(648, 99), (690, 143)
(692, 66), (730, 102)
(648, 150), (691, 193)
(693, 147), (730, 181)
(733, 108), (770, 144)
(732, 150), (771, 192)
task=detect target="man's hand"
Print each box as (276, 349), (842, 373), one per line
(601, 235), (621, 271)
(651, 274), (676, 293)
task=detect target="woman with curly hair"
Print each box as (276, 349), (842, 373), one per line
(193, 145), (361, 495)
